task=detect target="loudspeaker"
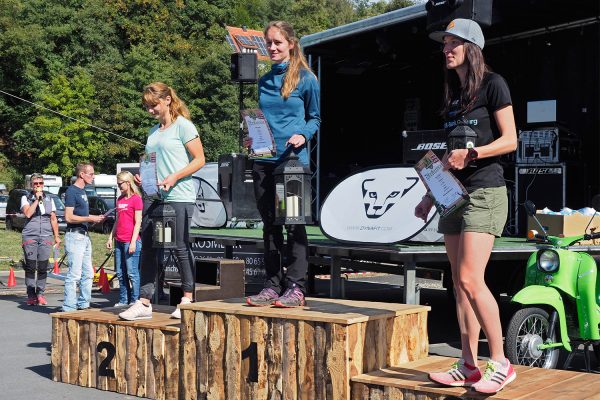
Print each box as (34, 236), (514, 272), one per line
(515, 163), (565, 235)
(230, 53), (258, 83)
(401, 129), (447, 164)
(426, 0), (494, 31)
(218, 153), (261, 220)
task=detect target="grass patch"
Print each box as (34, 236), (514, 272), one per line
(0, 221), (114, 271)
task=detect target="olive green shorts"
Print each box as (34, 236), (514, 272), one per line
(438, 186), (508, 237)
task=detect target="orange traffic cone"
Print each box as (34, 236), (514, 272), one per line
(99, 267), (110, 294)
(52, 259), (60, 274)
(52, 245), (60, 274)
(7, 267), (16, 287)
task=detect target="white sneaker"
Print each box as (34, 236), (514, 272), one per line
(171, 297), (192, 319)
(119, 300), (152, 320)
(114, 302), (128, 308)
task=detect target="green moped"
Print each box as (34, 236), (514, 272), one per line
(505, 195), (600, 370)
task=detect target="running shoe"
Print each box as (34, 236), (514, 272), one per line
(272, 286), (306, 308)
(119, 300), (152, 320)
(472, 358), (516, 394)
(246, 288), (279, 307)
(36, 294), (48, 306)
(171, 297), (192, 319)
(429, 359), (482, 387)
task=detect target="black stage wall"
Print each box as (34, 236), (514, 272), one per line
(304, 0), (599, 217)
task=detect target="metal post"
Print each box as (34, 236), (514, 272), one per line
(403, 259), (419, 304)
(329, 256), (342, 298)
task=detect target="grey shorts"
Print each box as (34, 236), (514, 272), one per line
(438, 186), (508, 237)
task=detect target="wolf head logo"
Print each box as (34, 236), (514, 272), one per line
(362, 177), (419, 219)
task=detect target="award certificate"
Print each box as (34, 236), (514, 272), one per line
(414, 150), (469, 217)
(241, 109), (276, 159)
(140, 153), (160, 198)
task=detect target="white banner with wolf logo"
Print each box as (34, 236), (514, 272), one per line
(319, 166), (442, 244)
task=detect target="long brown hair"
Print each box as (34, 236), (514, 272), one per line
(142, 82), (191, 121)
(265, 21), (314, 100)
(441, 42), (490, 116)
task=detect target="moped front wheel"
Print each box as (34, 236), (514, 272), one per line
(505, 307), (560, 369)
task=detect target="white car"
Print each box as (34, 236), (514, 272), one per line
(0, 194), (7, 220)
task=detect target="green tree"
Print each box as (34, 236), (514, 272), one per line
(13, 70), (108, 179)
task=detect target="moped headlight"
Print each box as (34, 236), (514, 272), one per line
(537, 250), (559, 273)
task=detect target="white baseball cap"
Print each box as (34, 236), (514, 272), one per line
(429, 18), (485, 49)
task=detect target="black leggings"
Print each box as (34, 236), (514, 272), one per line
(253, 162), (308, 294)
(139, 200), (195, 299)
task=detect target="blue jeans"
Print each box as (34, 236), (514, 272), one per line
(114, 239), (142, 304)
(63, 232), (93, 311)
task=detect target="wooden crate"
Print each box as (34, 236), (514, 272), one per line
(179, 297), (430, 400)
(169, 258), (245, 304)
(350, 355), (600, 399)
(51, 306), (180, 400)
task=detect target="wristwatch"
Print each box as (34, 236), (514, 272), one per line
(467, 147), (479, 161)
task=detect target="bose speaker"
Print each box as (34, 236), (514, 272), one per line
(230, 53), (258, 83)
(426, 0), (494, 31)
(218, 153), (261, 221)
(514, 163), (565, 235)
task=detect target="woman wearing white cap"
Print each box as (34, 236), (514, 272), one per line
(415, 18), (517, 394)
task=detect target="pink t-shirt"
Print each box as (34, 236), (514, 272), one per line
(115, 194), (143, 243)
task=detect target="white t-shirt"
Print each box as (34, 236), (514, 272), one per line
(21, 195), (57, 215)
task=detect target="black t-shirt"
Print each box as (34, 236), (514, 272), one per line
(444, 72), (512, 191)
(64, 185), (89, 230)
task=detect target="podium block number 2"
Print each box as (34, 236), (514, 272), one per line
(97, 341), (116, 378)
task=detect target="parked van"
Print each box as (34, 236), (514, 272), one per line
(93, 174), (117, 199)
(25, 174), (62, 195)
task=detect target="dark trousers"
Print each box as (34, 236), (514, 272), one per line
(22, 237), (52, 296)
(253, 162), (308, 294)
(139, 200), (195, 300)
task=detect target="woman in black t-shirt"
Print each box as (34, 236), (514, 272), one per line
(415, 19), (517, 394)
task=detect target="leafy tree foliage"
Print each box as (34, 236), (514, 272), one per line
(0, 0), (414, 182)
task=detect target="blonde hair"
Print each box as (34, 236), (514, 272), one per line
(265, 21), (314, 100)
(142, 82), (191, 120)
(116, 171), (141, 196)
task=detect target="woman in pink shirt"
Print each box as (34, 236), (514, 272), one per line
(106, 171), (143, 306)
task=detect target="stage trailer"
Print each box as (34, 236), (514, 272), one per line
(301, 0), (599, 220)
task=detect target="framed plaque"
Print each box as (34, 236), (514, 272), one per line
(241, 109), (276, 159)
(414, 150), (469, 217)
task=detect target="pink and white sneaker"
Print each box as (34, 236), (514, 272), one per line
(428, 359), (481, 387)
(472, 358), (516, 394)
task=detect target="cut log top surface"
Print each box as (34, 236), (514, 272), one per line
(180, 297), (430, 324)
(352, 355), (600, 400)
(50, 305), (180, 332)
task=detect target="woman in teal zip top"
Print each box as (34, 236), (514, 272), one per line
(246, 20), (320, 308)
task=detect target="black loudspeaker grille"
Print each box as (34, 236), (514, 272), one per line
(218, 153), (261, 220)
(514, 163), (565, 235)
(230, 53), (258, 83)
(426, 0), (493, 31)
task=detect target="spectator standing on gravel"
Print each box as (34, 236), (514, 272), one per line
(21, 173), (61, 306)
(106, 171), (143, 307)
(62, 162), (105, 312)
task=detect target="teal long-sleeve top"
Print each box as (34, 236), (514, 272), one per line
(258, 62), (321, 166)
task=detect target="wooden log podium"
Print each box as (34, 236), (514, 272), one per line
(179, 298), (430, 400)
(50, 306), (180, 400)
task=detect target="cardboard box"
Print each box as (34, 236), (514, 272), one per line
(527, 212), (600, 245)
